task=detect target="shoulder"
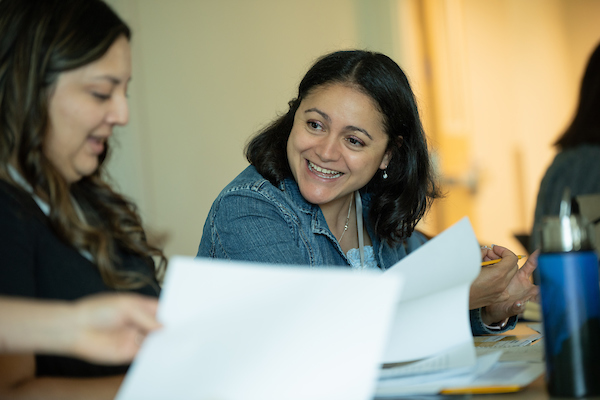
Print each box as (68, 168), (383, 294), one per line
(541, 145), (600, 191)
(0, 179), (46, 223)
(211, 166), (300, 212)
(0, 180), (46, 296)
(547, 145), (600, 172)
(0, 178), (26, 206)
(219, 165), (278, 196)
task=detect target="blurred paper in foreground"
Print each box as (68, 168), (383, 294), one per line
(116, 257), (402, 400)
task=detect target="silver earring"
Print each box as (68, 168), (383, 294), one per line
(383, 169), (388, 179)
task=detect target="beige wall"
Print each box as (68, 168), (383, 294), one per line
(105, 0), (600, 258)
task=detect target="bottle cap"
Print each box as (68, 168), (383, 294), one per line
(538, 188), (595, 252)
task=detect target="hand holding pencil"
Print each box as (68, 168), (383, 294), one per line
(469, 244), (538, 322)
(481, 254), (526, 267)
(480, 249), (540, 326)
(470, 245), (520, 310)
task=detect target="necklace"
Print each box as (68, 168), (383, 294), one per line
(338, 192), (354, 242)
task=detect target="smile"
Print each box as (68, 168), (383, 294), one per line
(87, 136), (107, 154)
(307, 160), (343, 179)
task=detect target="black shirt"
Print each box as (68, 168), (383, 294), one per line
(0, 179), (160, 377)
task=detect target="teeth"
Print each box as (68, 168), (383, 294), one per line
(308, 161), (342, 178)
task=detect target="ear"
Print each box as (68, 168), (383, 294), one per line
(379, 136), (402, 170)
(379, 150), (392, 170)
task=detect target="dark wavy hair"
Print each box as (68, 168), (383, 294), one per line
(246, 50), (440, 243)
(0, 0), (166, 290)
(555, 41), (600, 149)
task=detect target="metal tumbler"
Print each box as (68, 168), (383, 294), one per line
(536, 189), (600, 398)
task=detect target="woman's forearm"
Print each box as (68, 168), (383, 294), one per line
(0, 375), (124, 400)
(0, 297), (76, 356)
(0, 294), (159, 364)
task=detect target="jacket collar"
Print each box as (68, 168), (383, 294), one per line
(279, 177), (342, 242)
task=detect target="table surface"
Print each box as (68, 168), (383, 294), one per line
(381, 323), (600, 400)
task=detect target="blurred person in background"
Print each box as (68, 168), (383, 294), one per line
(531, 41), (600, 251)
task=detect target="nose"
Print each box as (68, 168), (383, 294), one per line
(315, 135), (341, 162)
(107, 92), (129, 126)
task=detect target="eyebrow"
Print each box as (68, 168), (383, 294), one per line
(304, 107), (373, 140)
(90, 75), (131, 85)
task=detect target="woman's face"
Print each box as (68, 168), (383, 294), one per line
(44, 35), (131, 183)
(286, 83), (391, 208)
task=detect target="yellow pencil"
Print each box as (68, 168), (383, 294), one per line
(441, 385), (522, 394)
(481, 255), (526, 266)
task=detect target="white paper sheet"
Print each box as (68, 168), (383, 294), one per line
(116, 257), (403, 400)
(376, 352), (544, 397)
(382, 217), (481, 363)
(476, 338), (545, 363)
(379, 341), (475, 379)
(376, 352), (502, 397)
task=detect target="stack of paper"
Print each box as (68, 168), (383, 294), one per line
(382, 217), (481, 365)
(116, 257), (402, 400)
(373, 217), (482, 396)
(374, 217), (544, 396)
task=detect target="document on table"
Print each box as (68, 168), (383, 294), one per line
(474, 333), (542, 348)
(380, 341), (475, 379)
(376, 351), (502, 397)
(376, 352), (545, 397)
(381, 217), (481, 365)
(116, 257), (402, 400)
(476, 337), (545, 363)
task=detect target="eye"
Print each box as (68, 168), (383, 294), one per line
(346, 136), (365, 147)
(92, 92), (111, 101)
(307, 120), (323, 131)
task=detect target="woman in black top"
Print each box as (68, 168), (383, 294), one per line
(0, 0), (166, 398)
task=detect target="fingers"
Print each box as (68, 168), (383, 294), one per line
(121, 295), (161, 333)
(80, 293), (161, 332)
(508, 299), (526, 316)
(508, 289), (539, 316)
(480, 247), (489, 259)
(521, 285), (540, 303)
(486, 246), (519, 283)
(480, 245), (499, 262)
(69, 294), (161, 365)
(519, 250), (539, 277)
(483, 298), (524, 324)
(490, 244), (518, 262)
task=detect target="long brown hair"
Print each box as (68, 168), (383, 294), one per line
(0, 0), (166, 290)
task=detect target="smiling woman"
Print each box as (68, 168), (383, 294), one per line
(0, 0), (166, 398)
(44, 36), (131, 183)
(198, 50), (438, 268)
(197, 50), (538, 336)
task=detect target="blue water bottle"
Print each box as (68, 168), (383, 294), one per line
(536, 189), (600, 397)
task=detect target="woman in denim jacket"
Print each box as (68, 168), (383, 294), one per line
(197, 50), (538, 334)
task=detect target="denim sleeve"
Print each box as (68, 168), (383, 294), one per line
(470, 308), (518, 335)
(197, 190), (309, 265)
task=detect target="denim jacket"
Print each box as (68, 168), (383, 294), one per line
(197, 165), (515, 334)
